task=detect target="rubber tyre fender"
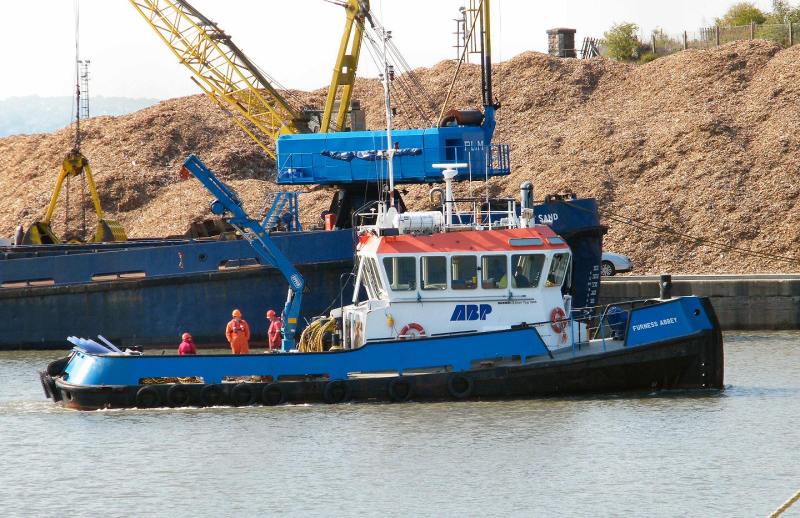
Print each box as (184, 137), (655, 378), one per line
(261, 383), (286, 406)
(388, 377), (413, 402)
(167, 384), (191, 407)
(323, 380), (351, 404)
(135, 386), (161, 408)
(201, 384), (226, 407)
(231, 383), (255, 406)
(447, 374), (474, 399)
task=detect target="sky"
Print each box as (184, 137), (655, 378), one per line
(1, 0), (776, 101)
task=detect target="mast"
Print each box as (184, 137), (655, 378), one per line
(381, 27), (395, 206)
(480, 0), (492, 108)
(74, 0), (81, 152)
(479, 0), (496, 143)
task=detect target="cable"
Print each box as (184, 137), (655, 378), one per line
(360, 12), (435, 126)
(770, 488), (800, 517)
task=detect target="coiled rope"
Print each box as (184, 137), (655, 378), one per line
(298, 317), (337, 352)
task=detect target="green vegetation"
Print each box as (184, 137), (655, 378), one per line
(716, 2), (767, 26)
(638, 52), (658, 64)
(603, 22), (640, 61)
(766, 0), (800, 22)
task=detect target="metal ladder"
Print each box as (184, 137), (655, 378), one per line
(258, 192), (302, 232)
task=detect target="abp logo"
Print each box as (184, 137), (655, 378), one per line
(450, 304), (493, 321)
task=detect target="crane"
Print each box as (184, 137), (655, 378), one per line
(23, 3), (127, 245)
(179, 154), (303, 351)
(23, 152), (127, 245)
(133, 0), (509, 230)
(128, 0), (370, 159)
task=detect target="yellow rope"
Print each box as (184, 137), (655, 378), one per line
(298, 318), (337, 353)
(770, 489), (800, 518)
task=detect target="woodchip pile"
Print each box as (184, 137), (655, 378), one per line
(1, 40), (798, 273)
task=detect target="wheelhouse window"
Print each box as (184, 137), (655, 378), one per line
(481, 255), (507, 289)
(383, 256), (416, 291)
(420, 256), (447, 290)
(363, 257), (387, 299)
(546, 253), (571, 287)
(510, 254), (545, 288)
(451, 256), (478, 290)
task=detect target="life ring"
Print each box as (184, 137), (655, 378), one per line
(261, 383), (286, 406)
(399, 322), (426, 340)
(167, 384), (191, 407)
(388, 377), (413, 402)
(135, 386), (161, 408)
(447, 374), (474, 399)
(550, 307), (567, 334)
(231, 383), (255, 406)
(201, 384), (226, 407)
(323, 380), (351, 404)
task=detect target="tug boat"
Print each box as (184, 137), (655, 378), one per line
(40, 161), (724, 410)
(39, 9), (723, 408)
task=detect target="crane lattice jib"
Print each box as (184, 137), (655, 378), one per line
(321, 0), (369, 133)
(129, 0), (304, 159)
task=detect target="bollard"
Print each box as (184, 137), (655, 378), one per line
(659, 274), (673, 300)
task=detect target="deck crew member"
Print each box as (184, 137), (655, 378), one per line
(266, 309), (282, 351)
(178, 332), (198, 355)
(226, 309), (251, 354)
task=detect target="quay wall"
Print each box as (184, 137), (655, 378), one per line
(600, 275), (800, 330)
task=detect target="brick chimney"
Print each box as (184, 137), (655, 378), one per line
(547, 28), (577, 58)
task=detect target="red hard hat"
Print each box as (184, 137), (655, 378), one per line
(266, 309), (276, 318)
(182, 332), (192, 341)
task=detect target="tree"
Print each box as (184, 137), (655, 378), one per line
(603, 22), (640, 61)
(716, 2), (767, 26)
(767, 0), (800, 23)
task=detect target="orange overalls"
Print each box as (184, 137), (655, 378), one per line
(226, 318), (250, 354)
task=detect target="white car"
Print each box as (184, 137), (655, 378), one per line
(601, 252), (633, 276)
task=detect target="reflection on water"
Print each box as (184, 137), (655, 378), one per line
(2, 332), (800, 517)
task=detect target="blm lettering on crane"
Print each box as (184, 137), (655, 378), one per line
(450, 304), (493, 321)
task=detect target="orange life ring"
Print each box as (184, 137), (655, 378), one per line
(550, 307), (567, 334)
(399, 322), (426, 340)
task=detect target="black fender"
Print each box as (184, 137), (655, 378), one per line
(323, 380), (351, 404)
(388, 377), (413, 402)
(135, 386), (161, 408)
(200, 384), (226, 407)
(167, 384), (191, 407)
(231, 383), (255, 406)
(447, 374), (474, 399)
(261, 383), (286, 406)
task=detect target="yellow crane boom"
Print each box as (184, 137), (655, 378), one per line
(129, 0), (370, 159)
(321, 0), (370, 133)
(129, 0), (309, 159)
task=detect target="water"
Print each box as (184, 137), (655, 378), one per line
(2, 333), (799, 517)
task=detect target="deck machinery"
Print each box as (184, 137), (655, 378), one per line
(275, 0), (508, 228)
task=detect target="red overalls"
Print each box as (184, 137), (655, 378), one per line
(226, 318), (250, 354)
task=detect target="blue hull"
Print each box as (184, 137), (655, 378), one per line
(0, 230), (355, 349)
(41, 297), (724, 409)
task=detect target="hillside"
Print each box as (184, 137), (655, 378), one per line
(1, 40), (799, 274)
(0, 96), (159, 137)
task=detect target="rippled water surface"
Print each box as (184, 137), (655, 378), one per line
(2, 333), (800, 517)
